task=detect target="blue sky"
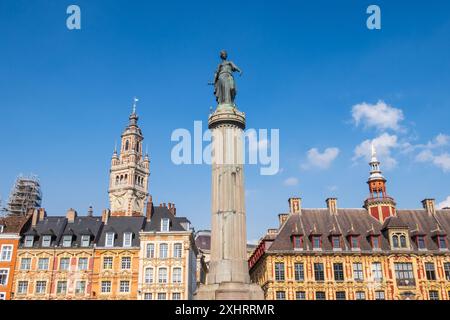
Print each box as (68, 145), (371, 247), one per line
(1, 0), (450, 242)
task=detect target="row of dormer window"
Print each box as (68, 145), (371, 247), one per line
(24, 234), (92, 248)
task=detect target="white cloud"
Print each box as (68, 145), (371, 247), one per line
(353, 133), (399, 169)
(302, 147), (340, 170)
(283, 177), (299, 186)
(438, 196), (450, 209)
(352, 100), (404, 131)
(414, 134), (450, 172)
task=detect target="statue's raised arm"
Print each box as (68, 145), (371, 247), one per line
(213, 50), (242, 106)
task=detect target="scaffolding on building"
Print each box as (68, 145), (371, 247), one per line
(6, 175), (42, 216)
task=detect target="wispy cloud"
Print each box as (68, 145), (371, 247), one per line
(353, 133), (400, 169)
(283, 177), (299, 186)
(438, 196), (450, 209)
(302, 147), (340, 170)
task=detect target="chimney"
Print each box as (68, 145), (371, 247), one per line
(87, 206), (93, 217)
(278, 213), (289, 227)
(38, 208), (46, 220)
(326, 198), (338, 214)
(102, 209), (111, 224)
(66, 208), (77, 223)
(168, 203), (176, 216)
(146, 196), (154, 222)
(31, 208), (40, 227)
(422, 199), (436, 215)
(288, 197), (302, 214)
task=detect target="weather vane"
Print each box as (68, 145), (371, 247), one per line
(132, 96), (139, 114)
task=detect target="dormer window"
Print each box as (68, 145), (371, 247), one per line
(416, 236), (426, 250)
(332, 236), (341, 250)
(24, 236), (34, 248)
(390, 232), (409, 249)
(437, 236), (447, 250)
(350, 236), (360, 250)
(312, 236), (321, 250)
(123, 232), (132, 247)
(42, 235), (52, 247)
(292, 235), (303, 250)
(62, 235), (72, 248)
(105, 232), (115, 247)
(371, 236), (380, 250)
(161, 218), (170, 232)
(81, 235), (90, 247)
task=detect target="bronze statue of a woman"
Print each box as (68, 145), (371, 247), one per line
(213, 50), (242, 106)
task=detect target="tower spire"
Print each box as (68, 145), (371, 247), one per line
(132, 97), (138, 115)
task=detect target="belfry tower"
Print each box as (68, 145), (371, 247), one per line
(108, 98), (150, 216)
(364, 144), (396, 223)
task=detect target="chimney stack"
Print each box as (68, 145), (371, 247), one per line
(87, 206), (93, 217)
(31, 208), (40, 227)
(38, 208), (46, 221)
(66, 208), (77, 223)
(422, 199), (436, 215)
(278, 213), (289, 227)
(168, 203), (176, 216)
(288, 197), (302, 214)
(102, 209), (111, 224)
(326, 198), (338, 215)
(146, 196), (154, 222)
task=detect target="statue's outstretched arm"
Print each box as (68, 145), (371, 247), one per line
(230, 62), (242, 74)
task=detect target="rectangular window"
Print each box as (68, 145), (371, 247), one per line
(173, 243), (182, 258)
(314, 263), (325, 281)
(294, 263), (304, 281)
(103, 257), (113, 270)
(41, 236), (51, 248)
(425, 262), (436, 280)
(62, 235), (72, 247)
(60, 258), (70, 271)
(173, 267), (182, 283)
(353, 262), (364, 281)
(81, 235), (90, 247)
(146, 243), (155, 258)
(56, 281), (67, 294)
(75, 281), (86, 294)
(20, 258), (31, 270)
(145, 268), (154, 283)
(438, 236), (447, 249)
(38, 258), (49, 270)
(157, 292), (166, 300)
(121, 257), (131, 270)
(417, 236), (426, 249)
(444, 263), (450, 281)
(24, 236), (34, 248)
(336, 291), (346, 300)
(101, 281), (111, 293)
(0, 245), (13, 261)
(144, 293), (152, 300)
(172, 292), (181, 300)
(78, 257), (88, 271)
(372, 236), (380, 249)
(161, 218), (170, 232)
(332, 236), (341, 250)
(355, 291), (366, 300)
(119, 280), (130, 293)
(429, 290), (439, 300)
(375, 291), (385, 300)
(295, 291), (306, 300)
(315, 291), (326, 300)
(274, 262), (285, 281)
(351, 236), (360, 250)
(158, 268), (168, 283)
(123, 232), (132, 247)
(293, 236), (303, 249)
(159, 243), (168, 259)
(17, 281), (28, 294)
(0, 269), (9, 286)
(333, 263), (344, 281)
(312, 236), (321, 250)
(276, 291), (286, 300)
(372, 262), (383, 282)
(35, 281), (47, 294)
(394, 262), (415, 286)
(105, 232), (115, 247)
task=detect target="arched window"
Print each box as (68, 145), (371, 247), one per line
(392, 235), (399, 248)
(120, 175), (123, 184)
(124, 174), (128, 182)
(400, 235), (407, 248)
(145, 267), (153, 284)
(125, 140), (129, 151)
(115, 176), (119, 185)
(136, 142), (140, 152)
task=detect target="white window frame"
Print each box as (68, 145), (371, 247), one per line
(355, 291), (366, 300)
(103, 256), (113, 270)
(101, 281), (111, 293)
(0, 269), (9, 286)
(78, 257), (88, 271)
(105, 232), (115, 247)
(121, 256), (131, 270)
(119, 280), (130, 293)
(56, 281), (67, 294)
(172, 267), (182, 283)
(146, 243), (155, 258)
(75, 281), (86, 295)
(41, 235), (52, 248)
(17, 281), (28, 295)
(161, 218), (170, 232)
(81, 235), (90, 247)
(144, 293), (152, 300)
(144, 267), (154, 284)
(158, 267), (168, 283)
(59, 257), (70, 271)
(159, 243), (168, 259)
(173, 243), (182, 258)
(157, 292), (166, 300)
(38, 258), (49, 270)
(0, 245), (13, 262)
(123, 232), (132, 247)
(35, 281), (47, 294)
(24, 236), (34, 248)
(20, 257), (31, 270)
(172, 292), (181, 300)
(372, 262), (383, 282)
(62, 235), (72, 248)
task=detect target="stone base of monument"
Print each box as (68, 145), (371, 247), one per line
(194, 282), (264, 300)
